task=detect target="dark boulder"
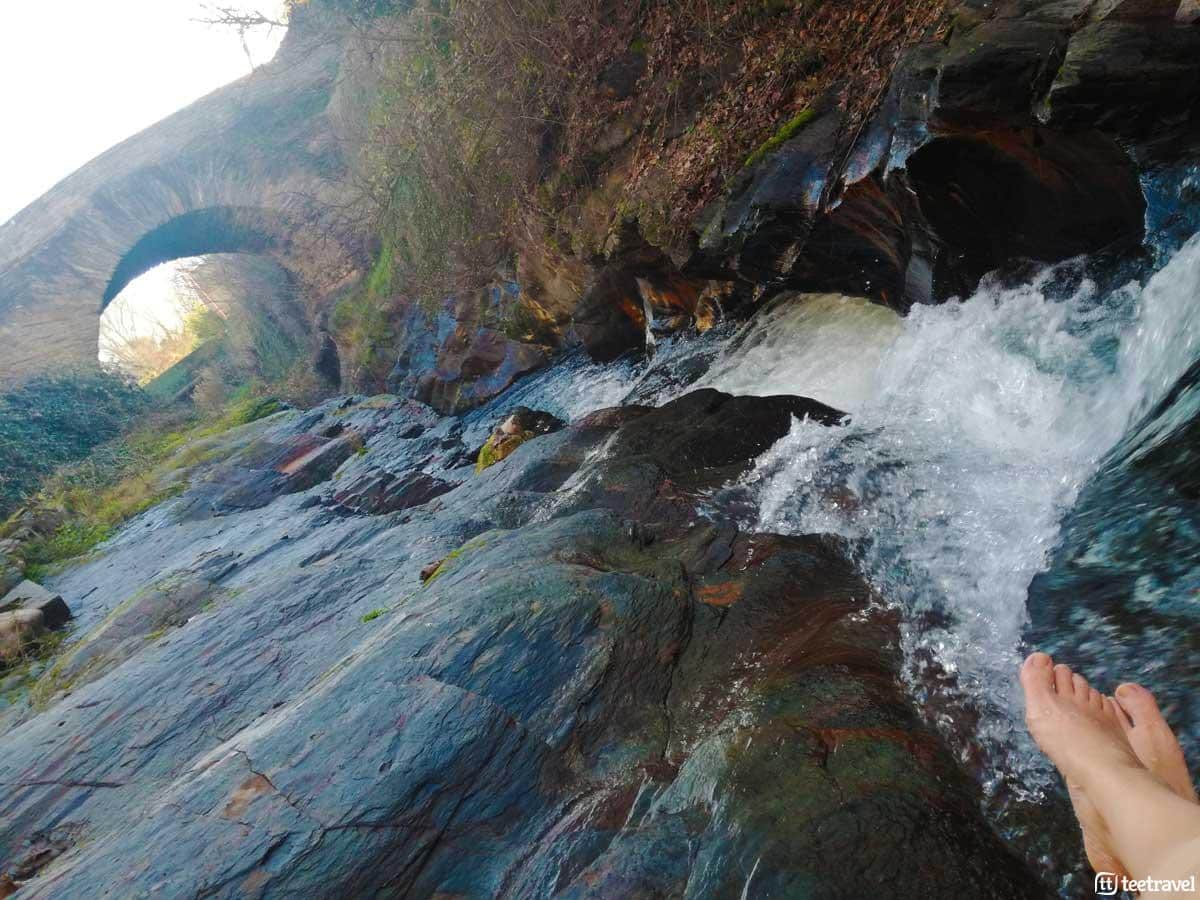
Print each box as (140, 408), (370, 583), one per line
(698, 108), (846, 285)
(675, 0), (1199, 310)
(905, 125), (1146, 293)
(1039, 20), (1200, 141)
(936, 20), (1067, 119)
(610, 388), (846, 486)
(388, 284), (551, 414)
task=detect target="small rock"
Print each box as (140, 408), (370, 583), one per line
(475, 408), (566, 474)
(0, 580), (73, 630)
(419, 560), (444, 582)
(0, 608), (45, 664)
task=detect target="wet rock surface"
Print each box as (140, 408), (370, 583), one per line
(0, 390), (1043, 897)
(677, 0), (1186, 313)
(386, 282), (552, 414)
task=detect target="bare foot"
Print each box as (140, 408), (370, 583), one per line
(1021, 652), (1143, 878)
(1114, 682), (1198, 804)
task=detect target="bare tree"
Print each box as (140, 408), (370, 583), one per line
(195, 5), (290, 68)
(99, 300), (201, 383)
(98, 266), (220, 383)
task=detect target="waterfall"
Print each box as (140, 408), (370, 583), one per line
(461, 180), (1200, 832)
(739, 234), (1200, 796)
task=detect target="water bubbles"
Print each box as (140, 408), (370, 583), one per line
(737, 233), (1200, 805)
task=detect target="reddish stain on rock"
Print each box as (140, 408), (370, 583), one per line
(696, 581), (743, 607)
(223, 773), (274, 820)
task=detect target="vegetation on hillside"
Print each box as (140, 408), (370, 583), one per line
(0, 369), (147, 518)
(283, 0), (949, 381)
(6, 388), (284, 582)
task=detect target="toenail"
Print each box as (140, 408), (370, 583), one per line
(1116, 684), (1140, 699)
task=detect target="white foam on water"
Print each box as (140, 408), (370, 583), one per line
(695, 293), (904, 413)
(741, 234), (1200, 790)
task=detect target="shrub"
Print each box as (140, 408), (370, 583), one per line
(0, 369), (147, 518)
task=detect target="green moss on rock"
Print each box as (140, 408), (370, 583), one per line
(475, 432), (533, 474)
(744, 108), (816, 168)
(422, 538), (488, 587)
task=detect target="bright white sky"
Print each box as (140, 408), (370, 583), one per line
(0, 0), (287, 225)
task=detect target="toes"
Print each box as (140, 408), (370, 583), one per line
(1088, 687), (1104, 713)
(1103, 695), (1123, 724)
(1072, 673), (1090, 705)
(1107, 695), (1134, 730)
(1115, 683), (1164, 728)
(1115, 683), (1198, 802)
(1020, 652), (1055, 696)
(1054, 663), (1075, 696)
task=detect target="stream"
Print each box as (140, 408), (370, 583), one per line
(457, 163), (1200, 892)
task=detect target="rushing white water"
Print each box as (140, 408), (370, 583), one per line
(695, 293), (904, 412)
(471, 229), (1200, 806)
(739, 234), (1200, 791)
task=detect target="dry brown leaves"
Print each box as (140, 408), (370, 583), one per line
(544, 0), (951, 252)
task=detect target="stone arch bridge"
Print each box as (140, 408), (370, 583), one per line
(0, 25), (364, 384)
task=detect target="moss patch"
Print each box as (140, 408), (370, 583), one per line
(422, 538), (488, 587)
(743, 109), (816, 168)
(475, 432), (535, 474)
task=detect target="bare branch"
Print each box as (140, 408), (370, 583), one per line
(195, 5), (289, 68)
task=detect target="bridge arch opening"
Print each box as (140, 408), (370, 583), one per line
(100, 206), (298, 312)
(99, 252), (313, 400)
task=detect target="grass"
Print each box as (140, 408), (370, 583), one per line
(0, 630), (69, 703)
(361, 607), (388, 623)
(744, 109), (817, 168)
(218, 393), (283, 430)
(0, 368), (147, 518)
(6, 388), (287, 583)
(330, 242), (400, 388)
